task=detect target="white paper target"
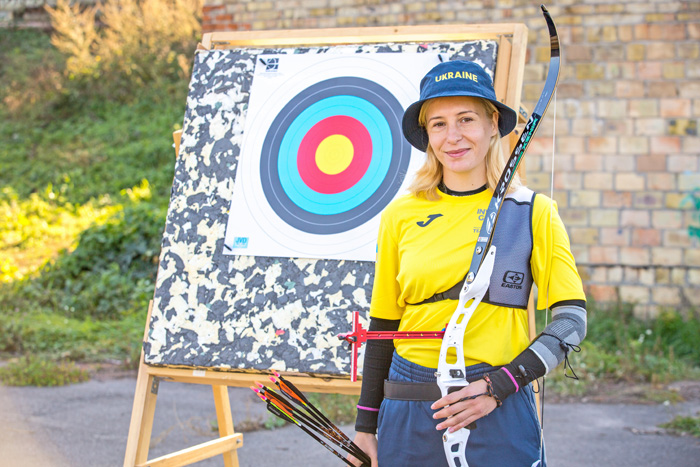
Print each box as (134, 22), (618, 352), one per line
(223, 53), (440, 261)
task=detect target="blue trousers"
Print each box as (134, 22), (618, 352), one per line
(377, 353), (546, 467)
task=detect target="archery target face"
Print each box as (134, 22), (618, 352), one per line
(224, 53), (441, 261)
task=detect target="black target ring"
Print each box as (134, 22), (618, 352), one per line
(259, 77), (411, 235)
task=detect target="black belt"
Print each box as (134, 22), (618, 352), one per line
(384, 369), (496, 401)
(384, 380), (445, 401)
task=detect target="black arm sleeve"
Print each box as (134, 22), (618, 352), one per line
(488, 348), (547, 401)
(354, 317), (400, 434)
(489, 299), (587, 401)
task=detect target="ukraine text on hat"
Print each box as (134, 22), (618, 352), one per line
(434, 71), (479, 83)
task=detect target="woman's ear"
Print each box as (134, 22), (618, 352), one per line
(491, 112), (500, 137)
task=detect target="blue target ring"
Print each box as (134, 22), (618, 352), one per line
(260, 77), (411, 235)
(278, 96), (392, 215)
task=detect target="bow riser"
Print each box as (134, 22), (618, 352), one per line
(436, 246), (496, 466)
(436, 246), (496, 391)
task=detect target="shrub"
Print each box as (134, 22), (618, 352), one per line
(1, 184), (166, 320)
(47, 0), (202, 103)
(585, 303), (700, 367)
(0, 186), (119, 282)
(1, 0), (202, 121)
(0, 29), (65, 120)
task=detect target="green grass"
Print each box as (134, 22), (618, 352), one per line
(3, 195), (167, 318)
(0, 311), (145, 365)
(308, 392), (359, 425)
(660, 413), (700, 438)
(0, 85), (184, 207)
(259, 393), (358, 430)
(263, 414), (288, 430)
(0, 355), (90, 387)
(0, 188), (121, 281)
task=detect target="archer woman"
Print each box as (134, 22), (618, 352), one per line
(349, 60), (586, 466)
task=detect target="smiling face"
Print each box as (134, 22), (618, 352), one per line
(422, 96), (499, 191)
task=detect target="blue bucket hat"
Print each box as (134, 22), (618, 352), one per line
(402, 60), (518, 151)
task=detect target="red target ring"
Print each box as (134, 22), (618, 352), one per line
(296, 115), (372, 195)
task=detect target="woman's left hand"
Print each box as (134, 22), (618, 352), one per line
(430, 379), (498, 432)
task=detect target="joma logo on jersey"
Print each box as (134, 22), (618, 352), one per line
(502, 270), (524, 289)
(417, 213), (443, 227)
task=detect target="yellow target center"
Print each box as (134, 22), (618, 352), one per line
(315, 135), (354, 175)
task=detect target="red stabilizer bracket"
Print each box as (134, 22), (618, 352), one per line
(337, 311), (445, 382)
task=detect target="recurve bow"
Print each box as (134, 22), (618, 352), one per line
(436, 6), (561, 466)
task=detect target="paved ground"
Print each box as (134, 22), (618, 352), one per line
(1, 375), (699, 467)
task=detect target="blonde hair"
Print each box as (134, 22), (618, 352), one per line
(407, 98), (521, 200)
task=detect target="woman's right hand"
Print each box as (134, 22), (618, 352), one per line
(349, 431), (378, 467)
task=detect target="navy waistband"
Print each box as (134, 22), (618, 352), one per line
(390, 351), (499, 383)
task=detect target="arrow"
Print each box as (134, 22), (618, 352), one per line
(251, 374), (371, 466)
(253, 383), (368, 462)
(257, 393), (366, 467)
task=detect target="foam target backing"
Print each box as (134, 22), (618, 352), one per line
(145, 41), (498, 375)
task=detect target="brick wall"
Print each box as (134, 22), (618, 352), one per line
(216, 1), (699, 316)
(0, 0), (96, 28)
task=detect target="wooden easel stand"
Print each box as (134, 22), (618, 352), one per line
(124, 303), (360, 467)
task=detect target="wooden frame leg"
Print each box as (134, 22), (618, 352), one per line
(213, 385), (239, 467)
(125, 300), (159, 467)
(124, 366), (159, 466)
